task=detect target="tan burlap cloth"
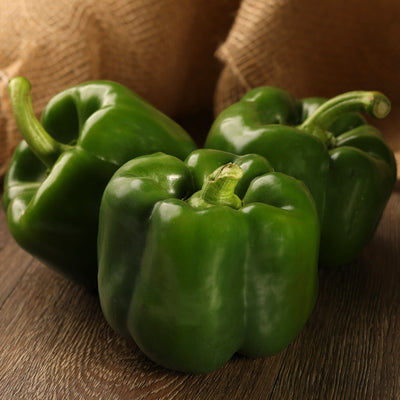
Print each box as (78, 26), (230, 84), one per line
(1, 0), (400, 177)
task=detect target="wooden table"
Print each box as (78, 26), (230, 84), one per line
(1, 117), (400, 399)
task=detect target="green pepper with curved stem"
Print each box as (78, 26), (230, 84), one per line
(2, 77), (197, 290)
(205, 88), (396, 267)
(98, 149), (319, 373)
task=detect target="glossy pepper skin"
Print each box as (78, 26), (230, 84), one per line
(98, 149), (319, 374)
(205, 88), (397, 267)
(2, 77), (196, 290)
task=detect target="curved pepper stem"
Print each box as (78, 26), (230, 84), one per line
(8, 77), (72, 168)
(188, 163), (243, 210)
(299, 91), (391, 146)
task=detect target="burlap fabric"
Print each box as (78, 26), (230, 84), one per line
(1, 0), (400, 177)
(215, 0), (400, 114)
(0, 0), (239, 177)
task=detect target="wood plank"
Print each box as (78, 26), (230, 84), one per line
(269, 187), (400, 399)
(0, 210), (34, 308)
(0, 180), (399, 399)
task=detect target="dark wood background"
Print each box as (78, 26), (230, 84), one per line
(1, 113), (399, 399)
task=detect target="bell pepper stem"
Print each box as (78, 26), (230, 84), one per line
(8, 77), (72, 168)
(188, 163), (243, 210)
(299, 91), (391, 145)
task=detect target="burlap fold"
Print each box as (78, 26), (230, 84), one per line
(1, 0), (400, 177)
(0, 0), (238, 177)
(215, 0), (400, 114)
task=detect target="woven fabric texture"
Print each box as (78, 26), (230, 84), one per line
(1, 0), (400, 176)
(0, 0), (238, 176)
(215, 0), (400, 113)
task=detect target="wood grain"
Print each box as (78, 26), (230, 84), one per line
(0, 184), (400, 399)
(271, 186), (400, 399)
(0, 211), (34, 308)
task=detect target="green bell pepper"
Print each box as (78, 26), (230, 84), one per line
(98, 149), (319, 373)
(2, 77), (196, 290)
(205, 88), (396, 267)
